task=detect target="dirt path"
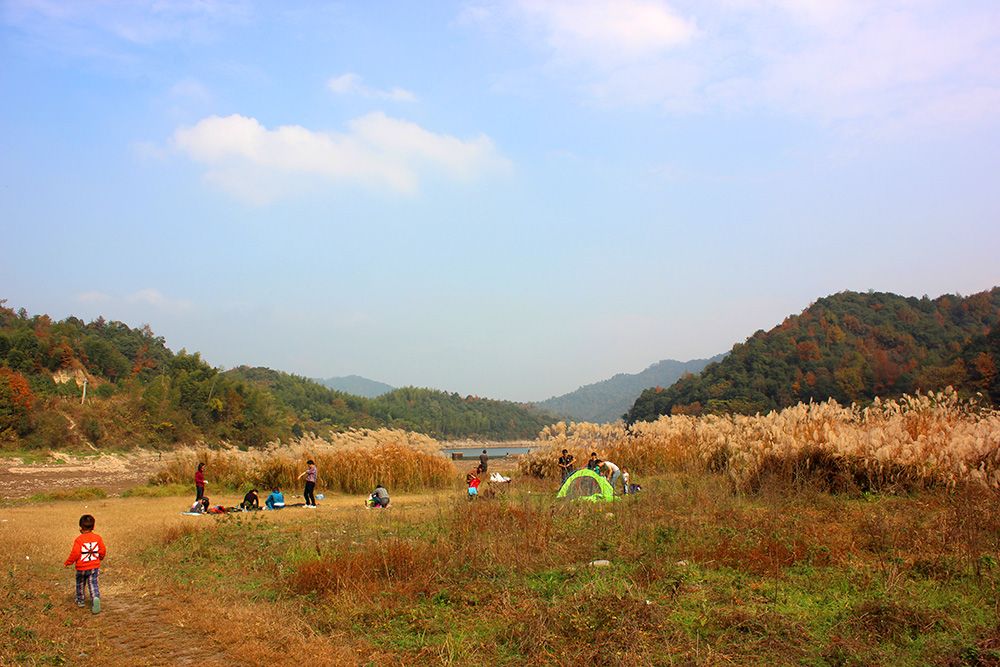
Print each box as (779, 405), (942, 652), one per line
(92, 590), (230, 667)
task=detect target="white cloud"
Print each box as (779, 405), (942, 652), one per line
(77, 291), (111, 304)
(514, 0), (698, 64)
(465, 0), (1000, 134)
(172, 113), (509, 203)
(327, 73), (417, 102)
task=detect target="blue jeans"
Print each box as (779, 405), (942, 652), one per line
(610, 470), (622, 493)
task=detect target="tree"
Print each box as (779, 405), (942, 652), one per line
(0, 368), (35, 437)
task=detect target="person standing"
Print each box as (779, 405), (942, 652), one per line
(194, 462), (207, 501)
(558, 449), (576, 483)
(479, 449), (489, 474)
(587, 452), (600, 472)
(298, 459), (318, 508)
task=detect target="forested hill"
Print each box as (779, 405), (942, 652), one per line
(232, 367), (552, 440)
(536, 354), (725, 423)
(315, 374), (394, 398)
(626, 288), (1000, 422)
(0, 302), (553, 449)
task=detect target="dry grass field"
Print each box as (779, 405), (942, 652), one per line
(2, 402), (999, 666)
(3, 474), (999, 666)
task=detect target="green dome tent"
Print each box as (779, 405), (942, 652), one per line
(556, 468), (618, 502)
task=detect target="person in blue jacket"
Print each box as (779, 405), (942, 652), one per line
(265, 487), (285, 510)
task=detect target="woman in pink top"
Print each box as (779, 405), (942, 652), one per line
(298, 459), (318, 508)
(194, 462), (206, 501)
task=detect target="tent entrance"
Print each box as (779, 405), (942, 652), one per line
(556, 469), (617, 502)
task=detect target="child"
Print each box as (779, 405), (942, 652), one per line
(189, 497), (210, 513)
(622, 469), (631, 495)
(466, 468), (480, 499)
(297, 459), (318, 508)
(64, 514), (106, 614)
(265, 487), (285, 510)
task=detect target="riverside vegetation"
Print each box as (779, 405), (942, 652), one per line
(524, 388), (1000, 494)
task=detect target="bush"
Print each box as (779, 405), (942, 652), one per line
(81, 415), (103, 444)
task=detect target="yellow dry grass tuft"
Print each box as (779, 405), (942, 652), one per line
(522, 388), (1000, 493)
(151, 428), (454, 494)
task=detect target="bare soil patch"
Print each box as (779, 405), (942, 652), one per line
(0, 452), (163, 499)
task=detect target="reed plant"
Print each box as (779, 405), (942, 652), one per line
(151, 428), (454, 494)
(522, 388), (1000, 493)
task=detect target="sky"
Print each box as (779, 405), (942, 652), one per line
(1, 0), (999, 402)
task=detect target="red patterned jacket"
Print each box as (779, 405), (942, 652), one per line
(64, 532), (106, 571)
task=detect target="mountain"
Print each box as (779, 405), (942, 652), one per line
(536, 354), (725, 422)
(626, 288), (1000, 422)
(315, 374), (394, 398)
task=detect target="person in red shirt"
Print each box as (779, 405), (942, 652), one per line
(466, 468), (481, 499)
(194, 462), (207, 501)
(64, 514), (106, 614)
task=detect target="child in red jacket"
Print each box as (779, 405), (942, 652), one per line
(64, 514), (106, 614)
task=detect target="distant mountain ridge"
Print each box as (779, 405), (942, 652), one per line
(626, 288), (1000, 422)
(536, 354), (726, 423)
(316, 374), (394, 398)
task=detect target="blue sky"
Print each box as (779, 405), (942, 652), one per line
(2, 0), (998, 401)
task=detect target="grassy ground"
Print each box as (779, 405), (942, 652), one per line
(1, 476), (998, 666)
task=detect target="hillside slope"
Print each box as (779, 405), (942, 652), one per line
(536, 355), (724, 422)
(627, 288), (1000, 422)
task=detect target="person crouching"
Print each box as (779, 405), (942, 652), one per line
(368, 483), (390, 508)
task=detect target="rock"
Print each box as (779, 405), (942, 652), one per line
(589, 559), (611, 568)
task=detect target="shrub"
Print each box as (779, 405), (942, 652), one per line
(28, 486), (108, 502)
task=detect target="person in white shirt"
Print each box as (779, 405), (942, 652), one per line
(599, 460), (623, 494)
